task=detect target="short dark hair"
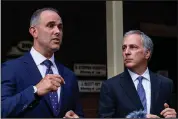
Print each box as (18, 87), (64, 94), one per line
(30, 7), (59, 27)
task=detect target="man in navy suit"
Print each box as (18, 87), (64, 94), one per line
(98, 30), (177, 118)
(1, 8), (84, 118)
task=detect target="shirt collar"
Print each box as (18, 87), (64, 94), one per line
(30, 47), (55, 66)
(127, 68), (150, 82)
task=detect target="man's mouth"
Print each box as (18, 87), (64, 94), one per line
(52, 38), (61, 44)
(52, 38), (60, 41)
(125, 59), (132, 62)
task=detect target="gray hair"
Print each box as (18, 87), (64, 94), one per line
(124, 30), (154, 60)
(30, 7), (60, 27)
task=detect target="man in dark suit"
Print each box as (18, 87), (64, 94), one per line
(1, 8), (84, 118)
(98, 30), (177, 118)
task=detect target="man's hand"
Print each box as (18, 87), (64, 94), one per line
(160, 103), (177, 118)
(63, 110), (79, 118)
(146, 114), (160, 118)
(35, 74), (65, 96)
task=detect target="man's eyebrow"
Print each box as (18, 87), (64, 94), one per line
(129, 44), (139, 46)
(46, 21), (55, 24)
(46, 21), (63, 27)
(122, 44), (139, 47)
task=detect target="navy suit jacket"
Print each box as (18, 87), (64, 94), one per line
(1, 52), (84, 118)
(98, 69), (173, 118)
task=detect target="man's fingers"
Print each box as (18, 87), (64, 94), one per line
(52, 74), (65, 83)
(52, 78), (65, 85)
(58, 76), (65, 84)
(64, 110), (79, 118)
(161, 108), (174, 115)
(47, 74), (65, 84)
(73, 114), (79, 118)
(146, 114), (160, 118)
(161, 108), (168, 115)
(160, 103), (170, 115)
(161, 108), (177, 117)
(165, 114), (176, 118)
(165, 115), (172, 118)
(162, 111), (176, 117)
(164, 103), (169, 108)
(65, 115), (73, 118)
(51, 85), (58, 91)
(51, 80), (61, 87)
(65, 111), (73, 118)
(68, 110), (75, 115)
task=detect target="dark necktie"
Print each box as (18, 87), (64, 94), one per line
(137, 76), (147, 113)
(42, 59), (59, 116)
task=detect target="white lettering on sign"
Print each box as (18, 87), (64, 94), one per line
(78, 80), (103, 92)
(74, 64), (106, 76)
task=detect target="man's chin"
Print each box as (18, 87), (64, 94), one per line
(52, 47), (60, 52)
(125, 63), (134, 69)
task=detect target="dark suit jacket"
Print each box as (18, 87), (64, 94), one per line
(1, 52), (84, 118)
(98, 69), (173, 118)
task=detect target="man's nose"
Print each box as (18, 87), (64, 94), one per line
(125, 48), (131, 55)
(54, 26), (61, 36)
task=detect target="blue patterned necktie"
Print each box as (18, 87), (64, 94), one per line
(42, 59), (59, 116)
(137, 76), (147, 113)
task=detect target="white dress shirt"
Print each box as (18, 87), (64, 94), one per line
(30, 47), (61, 102)
(128, 68), (151, 114)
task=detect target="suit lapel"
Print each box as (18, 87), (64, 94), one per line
(22, 52), (54, 114)
(22, 52), (42, 84)
(150, 71), (161, 114)
(119, 70), (144, 110)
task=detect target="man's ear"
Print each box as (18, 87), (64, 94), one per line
(145, 50), (151, 60)
(29, 26), (38, 38)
